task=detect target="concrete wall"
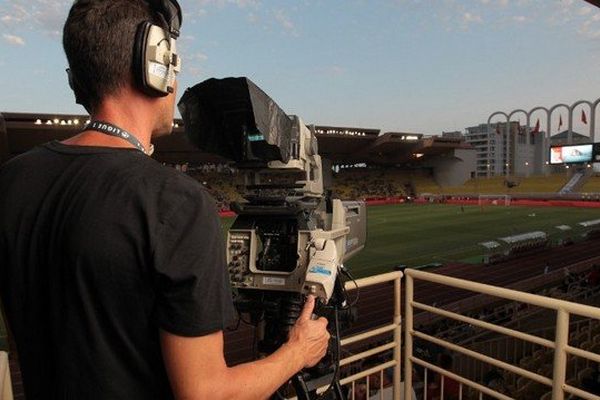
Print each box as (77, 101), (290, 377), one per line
(513, 134), (544, 177)
(423, 148), (477, 187)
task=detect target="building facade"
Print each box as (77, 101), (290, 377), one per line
(464, 122), (544, 177)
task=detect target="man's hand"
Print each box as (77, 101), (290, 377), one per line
(286, 295), (330, 368)
(160, 295), (330, 399)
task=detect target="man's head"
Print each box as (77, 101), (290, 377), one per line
(63, 0), (182, 135)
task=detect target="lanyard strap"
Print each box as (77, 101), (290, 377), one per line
(84, 120), (154, 155)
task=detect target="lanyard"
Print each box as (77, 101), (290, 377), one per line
(84, 120), (154, 155)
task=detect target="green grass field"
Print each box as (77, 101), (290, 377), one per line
(2, 203), (599, 350)
(343, 204), (600, 277)
(222, 204), (600, 278)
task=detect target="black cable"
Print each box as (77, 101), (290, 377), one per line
(231, 312), (242, 331)
(340, 268), (360, 308)
(274, 387), (288, 400)
(316, 305), (342, 399)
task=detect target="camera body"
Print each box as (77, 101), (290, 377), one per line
(179, 77), (366, 304)
(180, 77), (366, 398)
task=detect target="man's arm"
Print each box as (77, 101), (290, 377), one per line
(161, 295), (330, 400)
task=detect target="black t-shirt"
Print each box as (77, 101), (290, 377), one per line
(0, 141), (236, 399)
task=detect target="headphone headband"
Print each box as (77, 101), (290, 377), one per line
(147, 0), (182, 37)
(66, 0), (183, 110)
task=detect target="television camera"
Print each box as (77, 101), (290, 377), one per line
(179, 77), (367, 399)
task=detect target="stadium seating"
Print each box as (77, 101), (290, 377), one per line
(582, 175), (600, 193)
(419, 174), (571, 196)
(182, 165), (430, 206)
(415, 263), (600, 398)
(331, 168), (412, 200)
(181, 164), (243, 211)
(177, 162), (599, 210)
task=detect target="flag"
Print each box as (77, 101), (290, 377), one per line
(495, 123), (501, 135)
(558, 115), (563, 131)
(532, 118), (540, 134)
(582, 110), (588, 125)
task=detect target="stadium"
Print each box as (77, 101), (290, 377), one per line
(2, 105), (600, 400)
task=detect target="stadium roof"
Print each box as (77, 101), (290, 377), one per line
(550, 130), (589, 141)
(1, 112), (470, 166)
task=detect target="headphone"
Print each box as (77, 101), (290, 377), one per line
(67, 0), (183, 111)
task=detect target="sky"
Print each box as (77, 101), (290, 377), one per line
(0, 0), (599, 136)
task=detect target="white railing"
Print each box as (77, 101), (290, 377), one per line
(292, 271), (403, 400)
(404, 268), (600, 400)
(7, 267), (600, 400)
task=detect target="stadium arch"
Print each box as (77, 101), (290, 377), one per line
(569, 100), (595, 143)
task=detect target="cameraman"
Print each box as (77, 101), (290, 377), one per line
(0, 0), (329, 399)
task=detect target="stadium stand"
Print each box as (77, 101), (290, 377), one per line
(582, 175), (600, 193)
(418, 174), (571, 196)
(181, 164), (242, 211)
(331, 167), (412, 200)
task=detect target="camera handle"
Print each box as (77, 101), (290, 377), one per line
(263, 292), (347, 400)
(291, 373), (346, 400)
(286, 294), (348, 400)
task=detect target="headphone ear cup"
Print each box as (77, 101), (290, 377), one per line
(66, 68), (91, 112)
(133, 21), (152, 94)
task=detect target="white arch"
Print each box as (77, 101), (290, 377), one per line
(486, 111), (509, 132)
(548, 103), (570, 140)
(527, 106), (549, 133)
(569, 100), (594, 143)
(592, 98), (600, 143)
(488, 100), (598, 178)
(527, 107), (549, 175)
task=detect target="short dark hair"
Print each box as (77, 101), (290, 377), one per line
(62, 0), (159, 112)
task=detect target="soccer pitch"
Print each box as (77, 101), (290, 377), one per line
(222, 203), (600, 278)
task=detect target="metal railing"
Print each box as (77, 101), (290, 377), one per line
(6, 267), (600, 400)
(404, 268), (600, 400)
(290, 271), (403, 399)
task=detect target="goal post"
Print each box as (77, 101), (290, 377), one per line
(478, 194), (511, 207)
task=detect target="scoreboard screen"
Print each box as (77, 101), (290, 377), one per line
(550, 144), (593, 165)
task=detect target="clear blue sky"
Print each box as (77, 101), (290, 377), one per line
(1, 0), (599, 136)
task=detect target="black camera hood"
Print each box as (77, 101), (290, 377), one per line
(178, 77), (294, 163)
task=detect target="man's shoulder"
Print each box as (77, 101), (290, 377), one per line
(0, 144), (46, 169)
(130, 160), (218, 220)
(135, 160), (208, 198)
